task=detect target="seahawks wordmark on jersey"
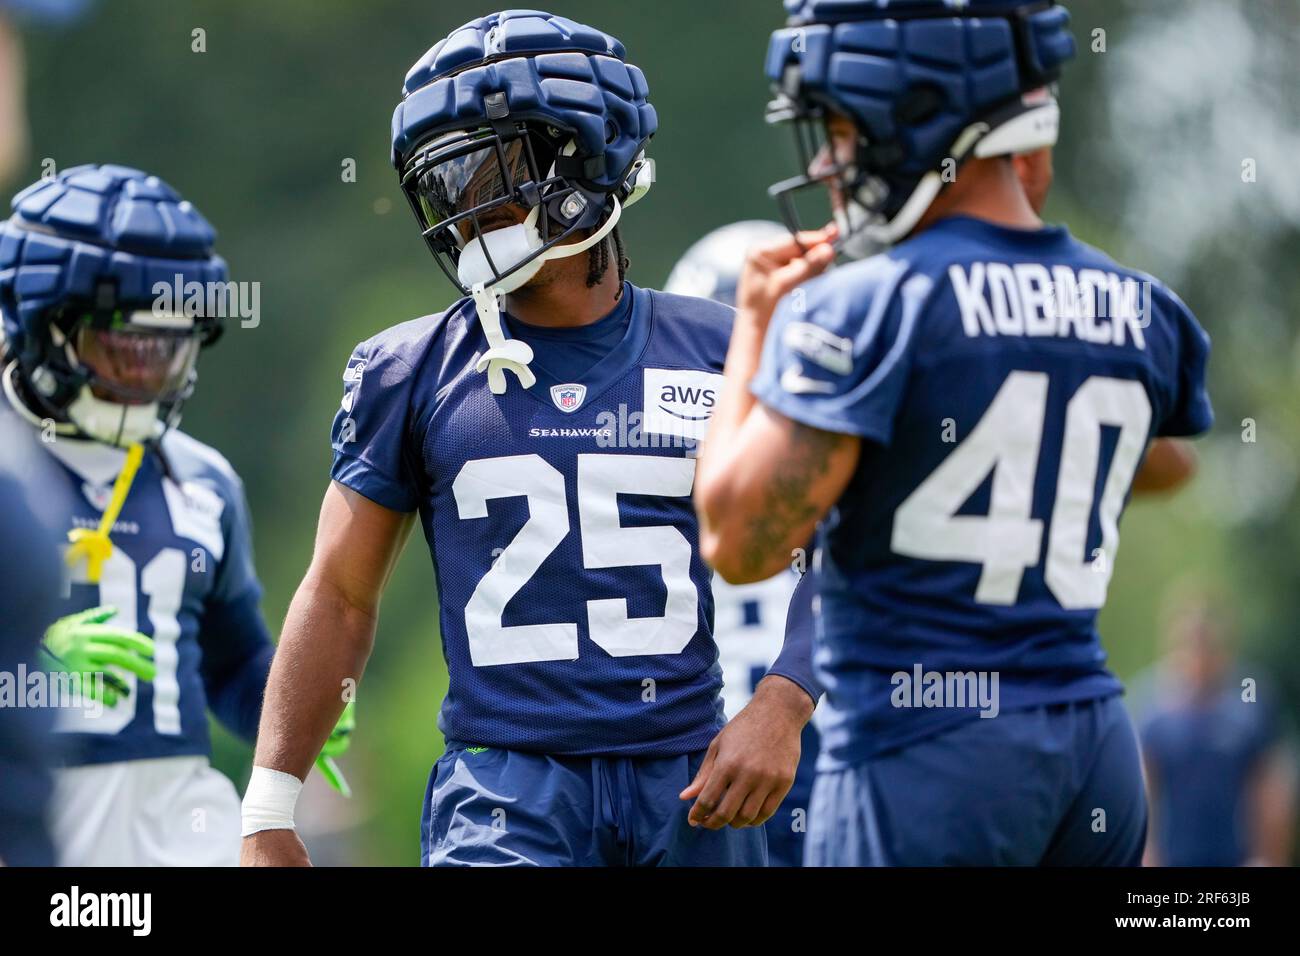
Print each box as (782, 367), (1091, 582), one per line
(752, 215), (1213, 767)
(331, 284), (732, 757)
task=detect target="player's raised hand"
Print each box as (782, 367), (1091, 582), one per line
(680, 675), (814, 830)
(734, 224), (838, 331)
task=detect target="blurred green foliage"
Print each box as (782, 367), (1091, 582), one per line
(14, 0), (1298, 864)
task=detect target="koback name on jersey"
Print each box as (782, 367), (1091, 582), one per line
(948, 261), (1149, 348)
(751, 215), (1213, 767)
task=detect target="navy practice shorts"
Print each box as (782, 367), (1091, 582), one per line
(805, 696), (1147, 866)
(420, 746), (768, 867)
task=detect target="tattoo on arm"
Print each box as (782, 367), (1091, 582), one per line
(738, 422), (850, 579)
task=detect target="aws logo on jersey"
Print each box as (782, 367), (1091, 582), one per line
(642, 368), (722, 440)
(550, 383), (587, 414)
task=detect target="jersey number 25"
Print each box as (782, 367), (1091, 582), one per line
(453, 453), (698, 666)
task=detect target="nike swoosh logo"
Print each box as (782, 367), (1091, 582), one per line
(781, 366), (836, 394)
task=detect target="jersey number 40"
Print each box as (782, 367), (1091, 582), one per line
(892, 372), (1152, 610)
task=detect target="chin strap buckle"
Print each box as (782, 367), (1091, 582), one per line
(470, 283), (535, 395)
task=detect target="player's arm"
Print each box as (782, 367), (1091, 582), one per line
(1139, 751), (1162, 867)
(201, 476), (358, 794)
(1246, 746), (1296, 866)
(198, 596), (273, 744)
(1137, 288), (1213, 499)
(682, 674), (814, 830)
(189, 470), (278, 749)
(696, 226), (858, 584)
(1131, 438), (1197, 496)
(682, 567), (822, 829)
(700, 408), (858, 584)
(197, 476), (276, 743)
(240, 481), (414, 867)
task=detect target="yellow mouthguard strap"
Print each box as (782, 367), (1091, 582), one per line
(66, 441), (145, 584)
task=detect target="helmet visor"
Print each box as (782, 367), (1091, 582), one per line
(73, 312), (202, 406)
(400, 123), (590, 292)
(409, 132), (539, 244)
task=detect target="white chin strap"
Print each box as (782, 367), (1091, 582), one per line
(2, 361), (160, 446)
(465, 195), (624, 395)
(844, 96), (1062, 252)
(66, 386), (161, 445)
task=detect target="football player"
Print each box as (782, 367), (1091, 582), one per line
(0, 0), (95, 869)
(696, 0), (1210, 865)
(241, 10), (818, 867)
(1138, 587), (1295, 866)
(666, 220), (822, 867)
(670, 141), (1074, 865)
(0, 428), (63, 866)
(0, 164), (350, 865)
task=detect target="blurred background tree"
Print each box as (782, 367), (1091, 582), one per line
(12, 0), (1298, 863)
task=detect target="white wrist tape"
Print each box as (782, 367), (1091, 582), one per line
(241, 766), (304, 837)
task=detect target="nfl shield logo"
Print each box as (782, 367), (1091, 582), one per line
(550, 383), (587, 414)
(81, 482), (113, 513)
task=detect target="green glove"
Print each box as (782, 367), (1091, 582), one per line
(40, 605), (156, 708)
(315, 699), (355, 798)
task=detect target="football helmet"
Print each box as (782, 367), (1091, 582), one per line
(765, 0), (1075, 255)
(0, 164), (227, 445)
(664, 220), (791, 307)
(391, 10), (657, 393)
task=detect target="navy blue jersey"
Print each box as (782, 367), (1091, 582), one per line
(505, 288), (634, 384)
(331, 282), (731, 757)
(1141, 681), (1279, 866)
(4, 410), (274, 766)
(0, 419), (63, 864)
(751, 216), (1213, 765)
